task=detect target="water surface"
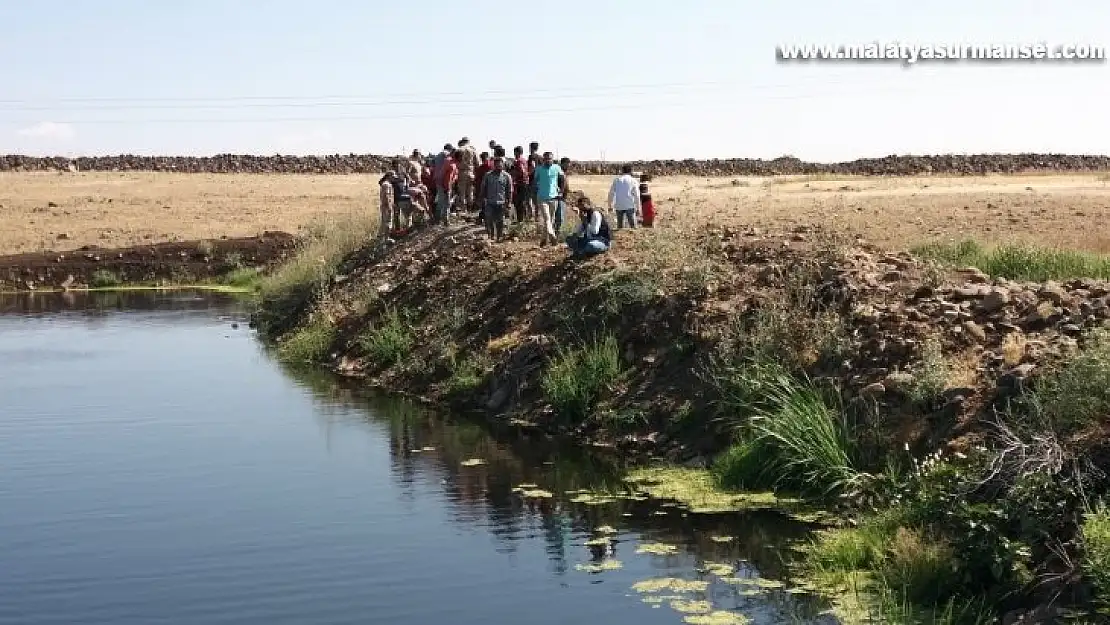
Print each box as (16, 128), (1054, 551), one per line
(0, 290), (832, 625)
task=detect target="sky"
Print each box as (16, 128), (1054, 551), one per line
(0, 0), (1107, 161)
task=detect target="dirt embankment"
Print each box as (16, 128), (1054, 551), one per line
(255, 222), (1110, 461)
(5, 153), (1110, 176)
(0, 231), (297, 291)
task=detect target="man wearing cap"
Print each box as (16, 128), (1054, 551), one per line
(457, 137), (481, 213)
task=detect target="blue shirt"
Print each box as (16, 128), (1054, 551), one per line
(533, 163), (563, 201)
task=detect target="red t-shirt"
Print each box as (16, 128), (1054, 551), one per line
(438, 159), (458, 190)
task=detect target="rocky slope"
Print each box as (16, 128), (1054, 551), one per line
(4, 153), (1110, 176)
(256, 220), (1110, 460)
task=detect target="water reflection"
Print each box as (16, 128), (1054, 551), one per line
(0, 290), (838, 625)
(278, 362), (836, 624)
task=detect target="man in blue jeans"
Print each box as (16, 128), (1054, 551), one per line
(565, 197), (611, 258)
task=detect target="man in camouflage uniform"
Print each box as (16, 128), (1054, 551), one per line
(456, 137), (481, 213)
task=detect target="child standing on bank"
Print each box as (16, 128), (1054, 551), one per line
(639, 173), (656, 227)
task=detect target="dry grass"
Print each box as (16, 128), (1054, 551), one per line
(1001, 333), (1028, 367)
(0, 172), (372, 255)
(4, 171), (1110, 256)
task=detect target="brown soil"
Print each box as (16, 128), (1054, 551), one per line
(4, 172), (1110, 259)
(0, 232), (297, 291)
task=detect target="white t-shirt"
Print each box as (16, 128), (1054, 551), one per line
(608, 174), (640, 212)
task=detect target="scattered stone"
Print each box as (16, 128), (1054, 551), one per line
(962, 321), (987, 342)
(860, 382), (887, 397)
(979, 287), (1011, 313)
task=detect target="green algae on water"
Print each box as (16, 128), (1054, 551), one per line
(635, 542), (679, 556)
(683, 611), (750, 625)
(625, 467), (834, 522)
(519, 488), (555, 499)
(720, 576), (784, 589)
(631, 578), (710, 594)
(641, 594), (685, 605)
(595, 525), (618, 534)
(569, 492), (618, 505)
(574, 559), (623, 573)
(701, 561), (735, 577)
(670, 600), (713, 615)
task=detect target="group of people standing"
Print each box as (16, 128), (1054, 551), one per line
(377, 137), (656, 258)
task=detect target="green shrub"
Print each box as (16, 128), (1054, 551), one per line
(357, 308), (413, 368)
(446, 352), (492, 396)
(1030, 328), (1110, 433)
(89, 269), (122, 288)
(912, 239), (1110, 281)
(878, 528), (958, 606)
(905, 337), (950, 406)
(276, 317), (336, 364)
(541, 334), (623, 423)
(1082, 504), (1110, 604)
(220, 266), (262, 289)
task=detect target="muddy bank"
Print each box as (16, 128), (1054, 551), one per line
(5, 152), (1110, 177)
(0, 231), (297, 291)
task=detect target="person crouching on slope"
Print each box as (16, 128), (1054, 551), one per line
(566, 196), (611, 258)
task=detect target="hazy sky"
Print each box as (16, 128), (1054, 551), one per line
(1, 0), (1107, 160)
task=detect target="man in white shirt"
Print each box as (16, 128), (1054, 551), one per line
(607, 164), (641, 229)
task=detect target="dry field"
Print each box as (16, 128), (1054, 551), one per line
(2, 171), (1110, 256)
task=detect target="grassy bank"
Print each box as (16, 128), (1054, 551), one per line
(254, 214), (1110, 622)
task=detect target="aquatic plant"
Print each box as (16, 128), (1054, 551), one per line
(1081, 503), (1110, 605)
(275, 317), (336, 364)
(541, 334), (623, 423)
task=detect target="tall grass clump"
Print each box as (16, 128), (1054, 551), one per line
(255, 211), (378, 338)
(541, 334), (623, 423)
(1027, 328), (1110, 434)
(912, 239), (1110, 281)
(1081, 503), (1110, 604)
(357, 308), (413, 368)
(276, 317), (336, 364)
(713, 373), (861, 497)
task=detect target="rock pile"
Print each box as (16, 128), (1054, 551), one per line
(3, 153), (1110, 176)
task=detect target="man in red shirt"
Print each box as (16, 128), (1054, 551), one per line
(435, 150), (460, 225)
(510, 145), (531, 223)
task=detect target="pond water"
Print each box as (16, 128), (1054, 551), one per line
(0, 290), (835, 625)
